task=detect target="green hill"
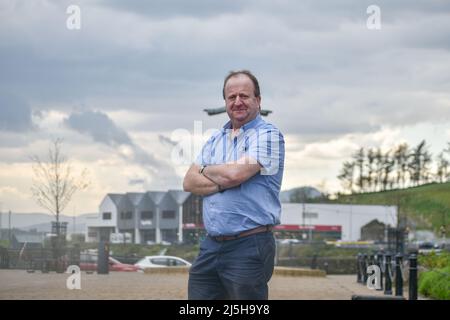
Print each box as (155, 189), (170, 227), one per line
(333, 182), (450, 234)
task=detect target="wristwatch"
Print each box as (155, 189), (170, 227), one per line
(199, 165), (207, 175)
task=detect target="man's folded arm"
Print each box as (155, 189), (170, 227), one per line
(201, 156), (262, 189)
(183, 164), (220, 196)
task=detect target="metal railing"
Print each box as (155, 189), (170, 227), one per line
(355, 251), (418, 300)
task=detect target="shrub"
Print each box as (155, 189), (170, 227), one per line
(418, 251), (450, 269)
(419, 265), (450, 300)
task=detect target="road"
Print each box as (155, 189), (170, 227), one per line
(0, 269), (408, 300)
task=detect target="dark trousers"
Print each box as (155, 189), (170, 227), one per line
(188, 231), (275, 300)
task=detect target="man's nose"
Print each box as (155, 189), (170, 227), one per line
(234, 96), (243, 105)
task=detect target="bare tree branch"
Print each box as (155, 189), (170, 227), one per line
(30, 139), (90, 235)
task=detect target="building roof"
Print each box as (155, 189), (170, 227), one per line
(103, 190), (191, 209)
(168, 190), (190, 205)
(146, 191), (167, 205)
(107, 194), (124, 206)
(126, 192), (145, 206)
(361, 219), (386, 229)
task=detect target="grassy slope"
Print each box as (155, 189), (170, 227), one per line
(333, 182), (450, 233)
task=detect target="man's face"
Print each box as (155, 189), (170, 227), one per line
(224, 74), (261, 127)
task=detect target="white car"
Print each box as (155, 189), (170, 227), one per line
(279, 239), (301, 244)
(134, 255), (192, 269)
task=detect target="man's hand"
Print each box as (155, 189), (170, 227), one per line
(183, 157), (261, 196)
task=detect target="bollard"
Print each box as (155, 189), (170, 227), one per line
(384, 254), (392, 295)
(323, 262), (329, 275)
(395, 254), (403, 297)
(97, 241), (110, 274)
(356, 253), (362, 283)
(362, 254), (368, 284)
(369, 253), (375, 267)
(409, 254), (418, 300)
(311, 254), (317, 270)
(376, 252), (384, 291)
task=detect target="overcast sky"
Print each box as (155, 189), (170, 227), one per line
(1, 0), (450, 215)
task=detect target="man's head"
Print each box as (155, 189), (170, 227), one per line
(223, 70), (261, 128)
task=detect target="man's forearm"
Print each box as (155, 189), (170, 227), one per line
(202, 157), (261, 188)
(183, 164), (220, 196)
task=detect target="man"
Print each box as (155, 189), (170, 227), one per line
(183, 70), (285, 300)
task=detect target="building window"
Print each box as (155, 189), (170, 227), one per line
(141, 230), (156, 244)
(162, 210), (176, 219)
(88, 231), (97, 238)
(102, 212), (111, 220)
(141, 211), (153, 219)
(120, 211), (133, 220)
(161, 229), (178, 243)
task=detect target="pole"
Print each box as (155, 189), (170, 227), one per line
(349, 198), (353, 241)
(302, 201), (305, 240)
(73, 206), (76, 235)
(8, 210), (12, 248)
(0, 202), (2, 232)
(395, 254), (403, 297)
(408, 254), (418, 300)
(384, 254), (393, 295)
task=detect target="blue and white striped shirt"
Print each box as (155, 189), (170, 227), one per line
(195, 114), (285, 236)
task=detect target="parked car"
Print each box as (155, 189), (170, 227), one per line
(417, 241), (443, 254)
(279, 239), (301, 245)
(134, 255), (192, 269)
(79, 253), (140, 272)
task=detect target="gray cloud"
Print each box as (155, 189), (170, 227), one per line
(63, 110), (181, 188)
(1, 0), (450, 141)
(128, 178), (146, 186)
(64, 110), (132, 146)
(103, 0), (244, 19)
(158, 134), (177, 146)
(0, 93), (34, 132)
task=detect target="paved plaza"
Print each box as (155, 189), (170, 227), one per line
(0, 269), (401, 300)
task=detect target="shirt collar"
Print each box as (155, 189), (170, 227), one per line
(222, 114), (263, 132)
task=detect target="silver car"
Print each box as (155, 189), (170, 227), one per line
(134, 255), (192, 269)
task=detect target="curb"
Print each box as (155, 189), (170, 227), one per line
(143, 267), (190, 274)
(273, 267), (326, 277)
(143, 266), (326, 277)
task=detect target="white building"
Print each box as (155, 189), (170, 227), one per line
(86, 190), (191, 244)
(280, 203), (397, 241)
(87, 190), (398, 244)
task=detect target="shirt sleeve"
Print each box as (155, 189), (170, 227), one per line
(247, 127), (284, 176)
(194, 137), (213, 166)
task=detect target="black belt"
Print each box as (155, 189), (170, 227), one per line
(209, 225), (273, 242)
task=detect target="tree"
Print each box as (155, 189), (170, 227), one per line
(353, 147), (365, 192)
(381, 150), (395, 191)
(374, 148), (384, 192)
(393, 143), (409, 189)
(436, 152), (449, 183)
(31, 139), (90, 237)
(337, 161), (355, 194)
(365, 148), (376, 191)
(408, 140), (432, 186)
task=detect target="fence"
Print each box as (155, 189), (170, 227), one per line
(354, 252), (418, 300)
(274, 241), (378, 274)
(0, 245), (81, 273)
